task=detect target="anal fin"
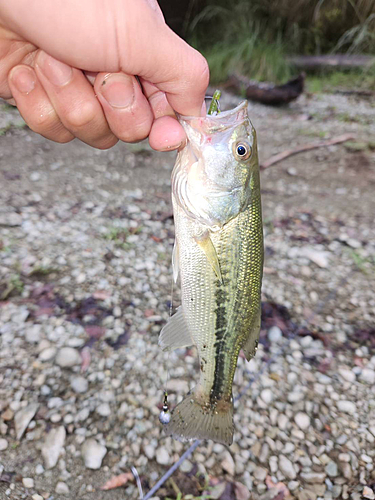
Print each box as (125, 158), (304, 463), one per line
(194, 231), (222, 283)
(158, 306), (194, 351)
(242, 307), (261, 361)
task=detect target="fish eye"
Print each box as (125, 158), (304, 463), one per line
(233, 141), (252, 160)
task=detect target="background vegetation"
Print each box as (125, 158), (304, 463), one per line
(160, 0), (375, 85)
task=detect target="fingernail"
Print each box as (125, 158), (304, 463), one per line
(160, 140), (183, 152)
(10, 66), (35, 94)
(100, 74), (135, 108)
(38, 51), (72, 86)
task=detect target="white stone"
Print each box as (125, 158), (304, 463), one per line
(81, 439), (107, 469)
(338, 368), (356, 383)
(55, 481), (70, 494)
(337, 400), (356, 414)
(14, 403), (39, 440)
(41, 426), (66, 469)
(0, 438), (8, 451)
(301, 248), (330, 268)
(32, 496), (44, 500)
(96, 403), (111, 417)
(221, 450), (235, 475)
(268, 326), (282, 342)
(70, 376), (88, 394)
(22, 478), (34, 488)
(277, 414), (289, 430)
(279, 455), (297, 479)
(35, 464), (44, 475)
(359, 368), (375, 385)
(156, 446), (170, 465)
(55, 347), (81, 368)
(260, 389), (273, 404)
(25, 326), (41, 343)
(76, 273), (86, 284)
(39, 347), (57, 362)
(295, 412), (310, 430)
(288, 481), (299, 491)
(144, 444), (155, 459)
(166, 379), (189, 392)
(363, 486), (375, 500)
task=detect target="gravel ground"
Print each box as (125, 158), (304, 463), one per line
(0, 90), (374, 500)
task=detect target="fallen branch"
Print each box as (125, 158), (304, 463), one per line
(260, 133), (355, 170)
(226, 73), (305, 106)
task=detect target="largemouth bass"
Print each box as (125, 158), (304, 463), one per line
(159, 100), (263, 446)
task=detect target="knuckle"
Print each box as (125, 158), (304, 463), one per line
(65, 100), (98, 130)
(31, 109), (57, 131)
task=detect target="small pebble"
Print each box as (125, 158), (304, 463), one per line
(55, 481), (70, 495)
(22, 477), (34, 488)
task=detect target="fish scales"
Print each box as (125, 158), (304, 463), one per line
(159, 100), (263, 445)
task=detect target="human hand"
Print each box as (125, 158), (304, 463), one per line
(0, 0), (209, 150)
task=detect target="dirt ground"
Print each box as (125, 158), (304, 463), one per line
(0, 89), (374, 500)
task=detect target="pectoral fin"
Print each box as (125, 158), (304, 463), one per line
(172, 239), (179, 283)
(158, 306), (194, 351)
(194, 232), (222, 283)
(242, 307), (261, 361)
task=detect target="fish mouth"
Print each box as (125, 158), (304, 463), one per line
(177, 100), (249, 132)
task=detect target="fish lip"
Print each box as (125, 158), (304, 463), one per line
(176, 100), (248, 123)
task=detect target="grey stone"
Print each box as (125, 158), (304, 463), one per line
(70, 376), (88, 393)
(156, 446), (170, 465)
(337, 400), (356, 414)
(55, 347), (81, 368)
(55, 481), (70, 495)
(325, 461), (339, 477)
(295, 412), (310, 430)
(14, 403), (39, 440)
(279, 455), (297, 479)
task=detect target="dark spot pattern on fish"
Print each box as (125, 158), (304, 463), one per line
(210, 274), (229, 404)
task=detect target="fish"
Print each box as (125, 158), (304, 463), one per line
(159, 100), (263, 446)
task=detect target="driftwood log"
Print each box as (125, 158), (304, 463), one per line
(225, 73), (305, 106)
(288, 54), (375, 70)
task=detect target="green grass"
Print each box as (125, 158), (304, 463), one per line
(307, 66), (375, 92)
(103, 225), (141, 251)
(0, 273), (24, 300)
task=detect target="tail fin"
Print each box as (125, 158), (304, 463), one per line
(164, 386), (234, 446)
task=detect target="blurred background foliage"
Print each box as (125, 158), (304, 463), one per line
(159, 0), (375, 85)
